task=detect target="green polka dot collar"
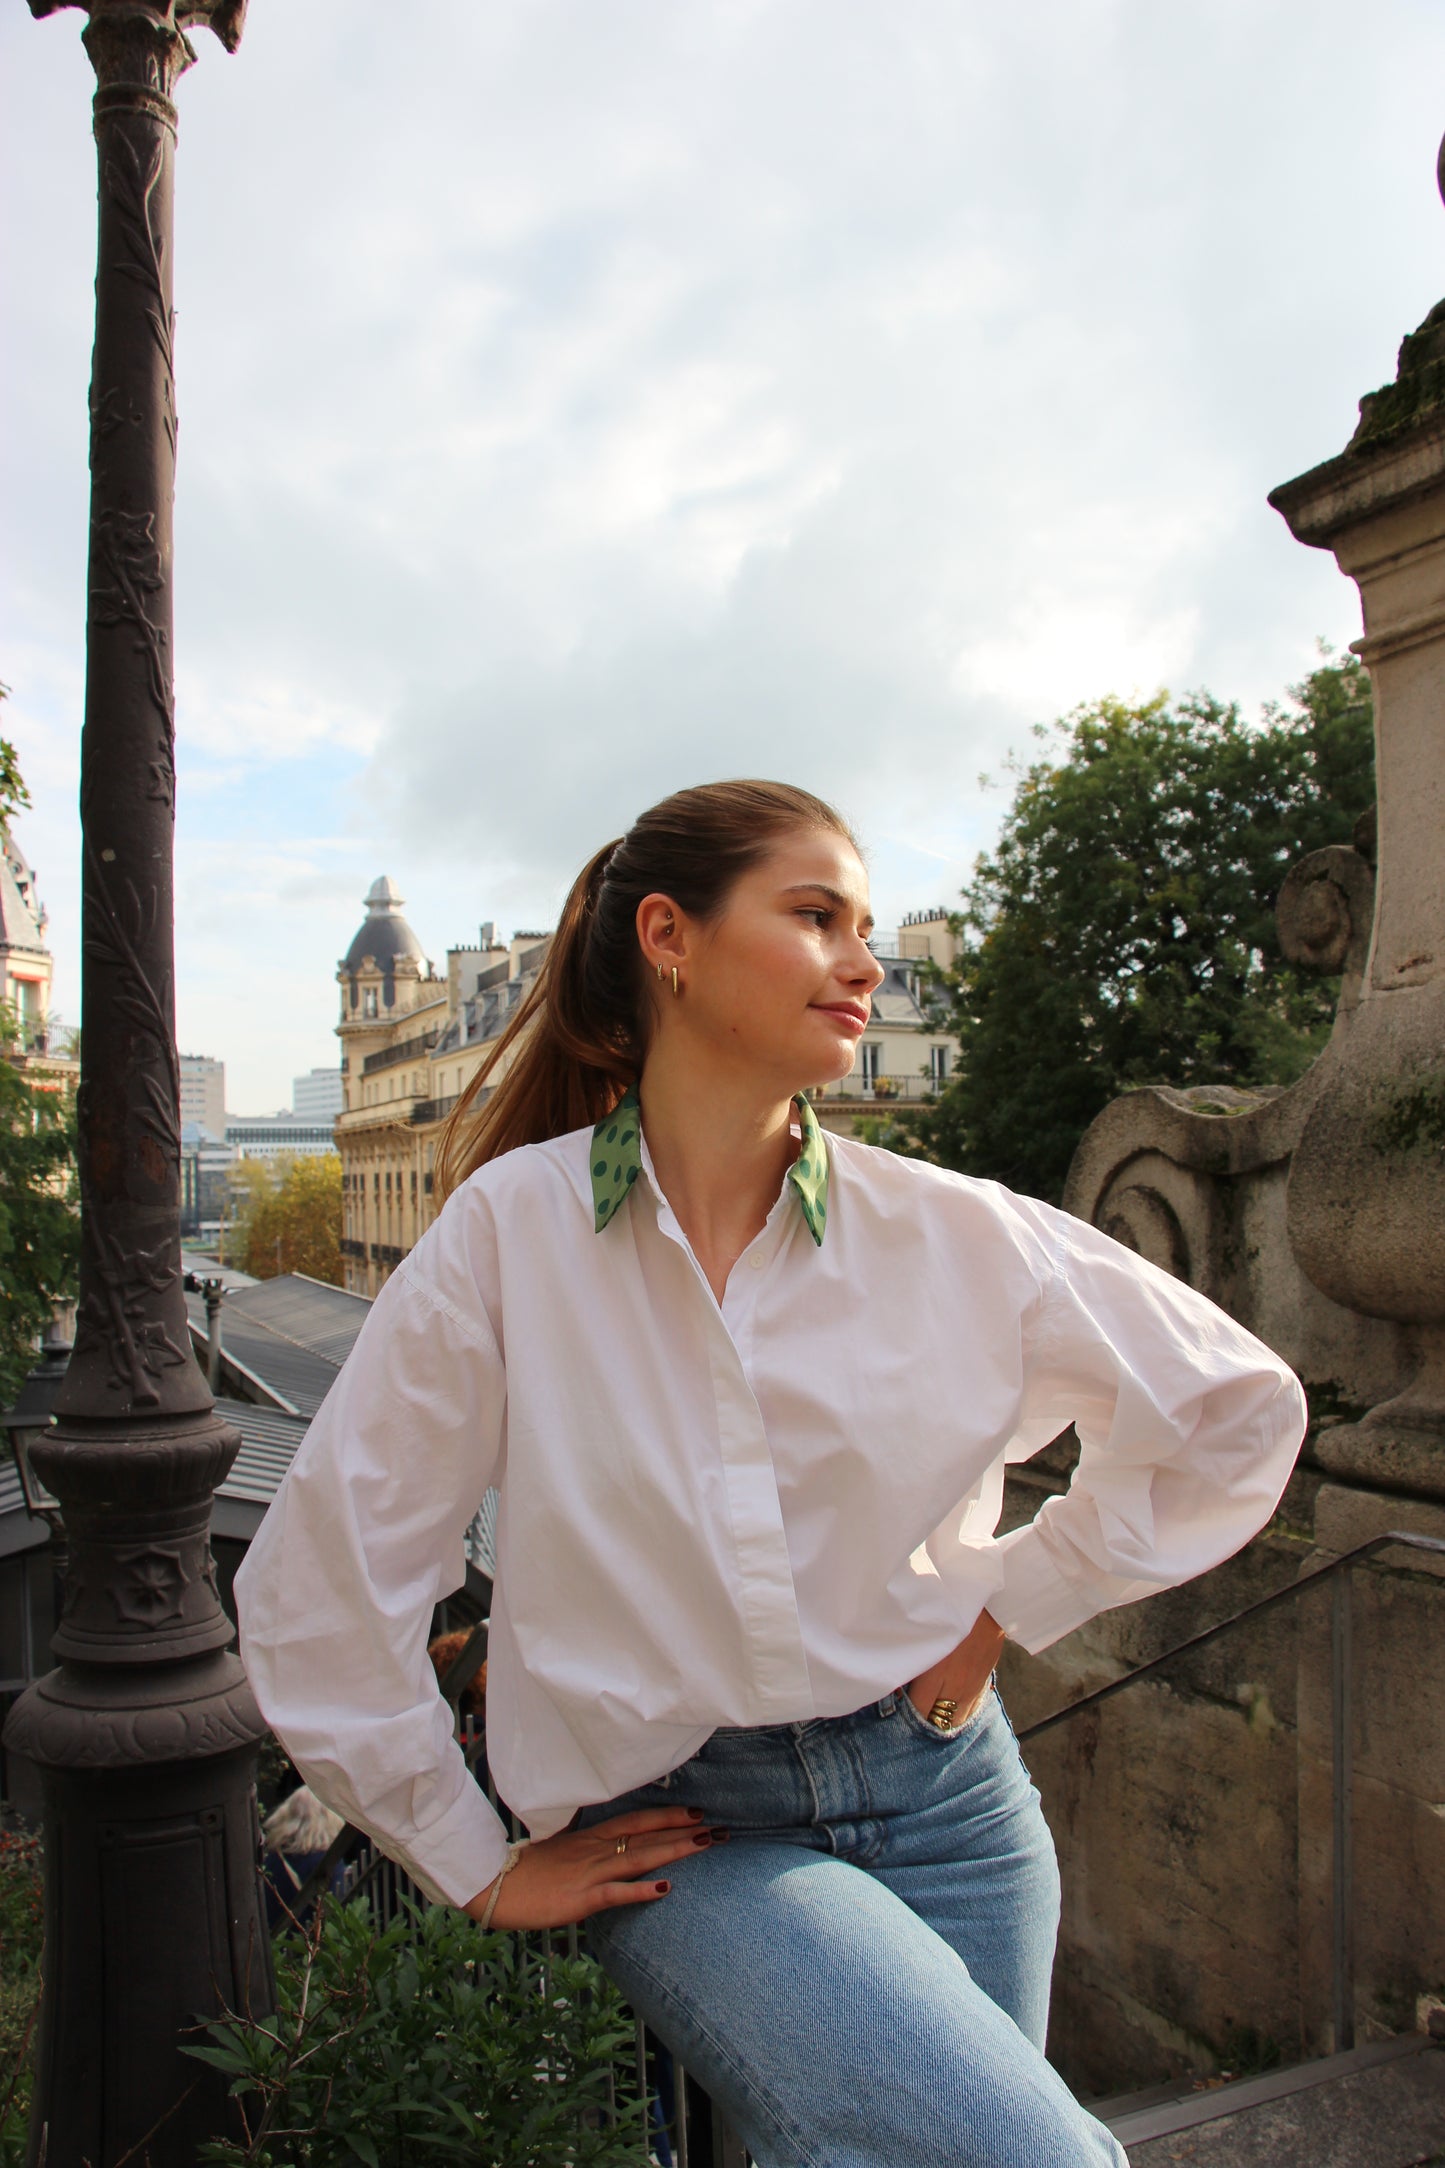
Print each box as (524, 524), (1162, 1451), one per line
(591, 1086), (830, 1246)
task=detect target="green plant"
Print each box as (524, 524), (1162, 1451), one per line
(0, 1824), (43, 2165)
(188, 1895), (651, 2166)
(1214, 2023), (1283, 2080)
(883, 653), (1376, 1201)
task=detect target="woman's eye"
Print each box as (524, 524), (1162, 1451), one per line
(798, 908), (832, 928)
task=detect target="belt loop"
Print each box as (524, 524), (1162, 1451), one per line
(878, 1691), (897, 1717)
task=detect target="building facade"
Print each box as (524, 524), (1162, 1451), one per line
(333, 880), (962, 1297)
(808, 909), (960, 1136)
(1, 825), (55, 1055)
(179, 1053), (226, 1139)
(333, 876), (546, 1296)
(292, 1066), (344, 1124)
(224, 1115), (339, 1162)
(1, 823), (78, 1109)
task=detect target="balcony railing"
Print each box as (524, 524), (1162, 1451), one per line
(411, 1095), (460, 1126)
(363, 1028), (440, 1078)
(810, 1076), (943, 1103)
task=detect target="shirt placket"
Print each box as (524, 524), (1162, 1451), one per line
(653, 1193), (814, 1719)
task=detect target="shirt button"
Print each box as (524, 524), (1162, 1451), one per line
(749, 1252), (766, 1270)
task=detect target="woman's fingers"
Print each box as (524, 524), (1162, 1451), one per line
(589, 1804), (708, 1839)
(597, 1876), (674, 1908)
(594, 1824), (722, 1865)
(474, 1810), (728, 1929)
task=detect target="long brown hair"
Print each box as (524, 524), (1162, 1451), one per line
(433, 780), (854, 1199)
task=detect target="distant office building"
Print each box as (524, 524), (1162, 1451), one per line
(225, 1114), (337, 1161)
(181, 1120), (236, 1236)
(180, 1053), (227, 1138)
(292, 1066), (343, 1125)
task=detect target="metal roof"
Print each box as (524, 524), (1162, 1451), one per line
(4, 1275), (496, 1586)
(184, 1272), (372, 1418)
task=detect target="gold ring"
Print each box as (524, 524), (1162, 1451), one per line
(615, 1836), (628, 1856)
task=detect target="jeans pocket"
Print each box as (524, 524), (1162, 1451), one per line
(896, 1678), (995, 1743)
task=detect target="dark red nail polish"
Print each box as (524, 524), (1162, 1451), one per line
(692, 1829), (714, 1846)
(708, 1827), (730, 1843)
(686, 1807), (705, 1821)
(655, 1880), (671, 1893)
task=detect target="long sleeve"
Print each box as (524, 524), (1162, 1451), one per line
(235, 1247), (509, 1907)
(988, 1199), (1307, 1655)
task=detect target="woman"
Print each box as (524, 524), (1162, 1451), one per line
(238, 780), (1305, 2168)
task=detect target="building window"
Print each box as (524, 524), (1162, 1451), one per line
(363, 988), (379, 1019)
(929, 1045), (950, 1084)
(860, 1042), (881, 1087)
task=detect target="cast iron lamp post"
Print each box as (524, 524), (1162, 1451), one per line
(8, 7), (270, 2163)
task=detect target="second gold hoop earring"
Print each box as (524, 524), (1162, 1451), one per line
(671, 967), (680, 997)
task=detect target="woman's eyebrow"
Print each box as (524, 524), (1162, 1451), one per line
(781, 882), (875, 935)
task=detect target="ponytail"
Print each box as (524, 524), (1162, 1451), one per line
(433, 780), (852, 1200)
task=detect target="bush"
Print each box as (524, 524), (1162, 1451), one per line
(0, 1825), (42, 2165)
(189, 1895), (651, 2167)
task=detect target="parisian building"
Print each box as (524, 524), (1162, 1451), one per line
(1, 825), (56, 1054)
(333, 876), (961, 1298)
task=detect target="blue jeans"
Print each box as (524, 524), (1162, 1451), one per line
(579, 1688), (1126, 2168)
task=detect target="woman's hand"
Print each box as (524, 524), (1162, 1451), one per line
(463, 1806), (723, 1931)
(905, 1607), (1006, 1728)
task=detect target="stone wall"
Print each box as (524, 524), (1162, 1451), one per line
(1004, 1456), (1445, 2099)
(1019, 223), (1445, 2099)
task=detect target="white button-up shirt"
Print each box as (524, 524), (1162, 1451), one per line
(236, 1104), (1305, 1908)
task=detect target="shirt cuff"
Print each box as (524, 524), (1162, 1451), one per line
(389, 1776), (514, 1910)
(988, 1521), (1135, 1655)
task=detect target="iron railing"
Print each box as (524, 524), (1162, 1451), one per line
(283, 1531), (1442, 2152)
(292, 1683), (749, 2168)
(1016, 1529), (1445, 2056)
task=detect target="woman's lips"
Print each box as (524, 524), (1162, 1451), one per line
(813, 1003), (869, 1035)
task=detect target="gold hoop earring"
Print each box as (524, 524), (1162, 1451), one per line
(671, 967), (680, 998)
(656, 964), (664, 981)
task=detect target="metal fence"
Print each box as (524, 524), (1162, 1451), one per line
(311, 1712), (751, 2168)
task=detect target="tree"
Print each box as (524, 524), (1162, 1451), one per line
(229, 1153), (343, 1284)
(0, 1018), (80, 1405)
(0, 724), (80, 1405)
(880, 654), (1376, 1204)
(0, 681), (29, 833)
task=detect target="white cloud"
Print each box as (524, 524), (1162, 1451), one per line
(4, 0), (1440, 1104)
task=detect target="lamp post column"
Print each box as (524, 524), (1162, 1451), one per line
(8, 7), (270, 2165)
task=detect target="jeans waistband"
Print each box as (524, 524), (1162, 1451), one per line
(711, 1692), (900, 1737)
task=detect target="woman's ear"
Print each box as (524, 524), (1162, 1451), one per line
(636, 892), (688, 978)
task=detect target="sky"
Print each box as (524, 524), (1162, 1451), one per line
(4, 0), (1444, 1113)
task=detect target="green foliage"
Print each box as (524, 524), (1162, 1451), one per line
(0, 1826), (43, 2164)
(229, 1155), (343, 1285)
(883, 654), (1376, 1202)
(0, 685), (29, 837)
(0, 1019), (80, 1407)
(0, 753), (26, 838)
(188, 1896), (651, 2167)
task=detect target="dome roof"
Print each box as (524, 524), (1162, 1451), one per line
(342, 876), (427, 975)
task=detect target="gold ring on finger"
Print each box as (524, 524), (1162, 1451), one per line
(615, 1836), (628, 1856)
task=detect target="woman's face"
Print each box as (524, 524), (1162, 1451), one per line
(670, 826), (885, 1094)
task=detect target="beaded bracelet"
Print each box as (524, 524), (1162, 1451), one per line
(477, 1839), (528, 1931)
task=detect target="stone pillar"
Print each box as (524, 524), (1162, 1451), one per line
(9, 7), (269, 2165)
(1270, 168), (1445, 1498)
